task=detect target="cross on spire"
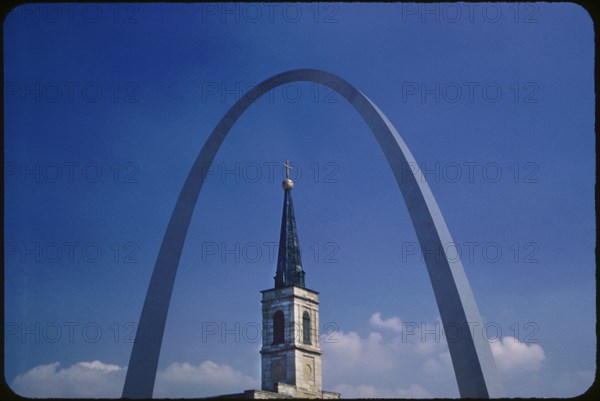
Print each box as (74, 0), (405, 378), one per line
(283, 160), (293, 179)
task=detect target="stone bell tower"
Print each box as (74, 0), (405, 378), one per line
(259, 161), (339, 399)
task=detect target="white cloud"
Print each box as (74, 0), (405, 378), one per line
(154, 360), (258, 398)
(21, 316), (542, 398)
(414, 333), (441, 354)
(10, 360), (258, 399)
(78, 360), (122, 372)
(423, 351), (452, 375)
(11, 360), (125, 398)
(322, 329), (395, 375)
(490, 336), (546, 372)
(369, 312), (403, 332)
(333, 383), (432, 398)
(321, 311), (467, 396)
(322, 323), (458, 397)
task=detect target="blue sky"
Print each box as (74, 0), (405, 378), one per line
(4, 2), (595, 398)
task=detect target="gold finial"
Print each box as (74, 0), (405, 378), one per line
(282, 160), (294, 190)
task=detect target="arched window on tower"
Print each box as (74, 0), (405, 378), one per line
(273, 311), (284, 344)
(303, 311), (311, 344)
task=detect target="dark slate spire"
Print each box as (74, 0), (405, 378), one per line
(274, 161), (305, 289)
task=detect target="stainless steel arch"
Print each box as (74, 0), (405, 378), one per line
(122, 69), (504, 399)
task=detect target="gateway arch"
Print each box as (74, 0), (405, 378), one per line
(122, 69), (504, 399)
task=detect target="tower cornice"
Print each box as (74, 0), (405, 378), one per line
(260, 345), (323, 357)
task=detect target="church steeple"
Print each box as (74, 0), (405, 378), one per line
(275, 160), (305, 289)
(259, 161), (339, 398)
